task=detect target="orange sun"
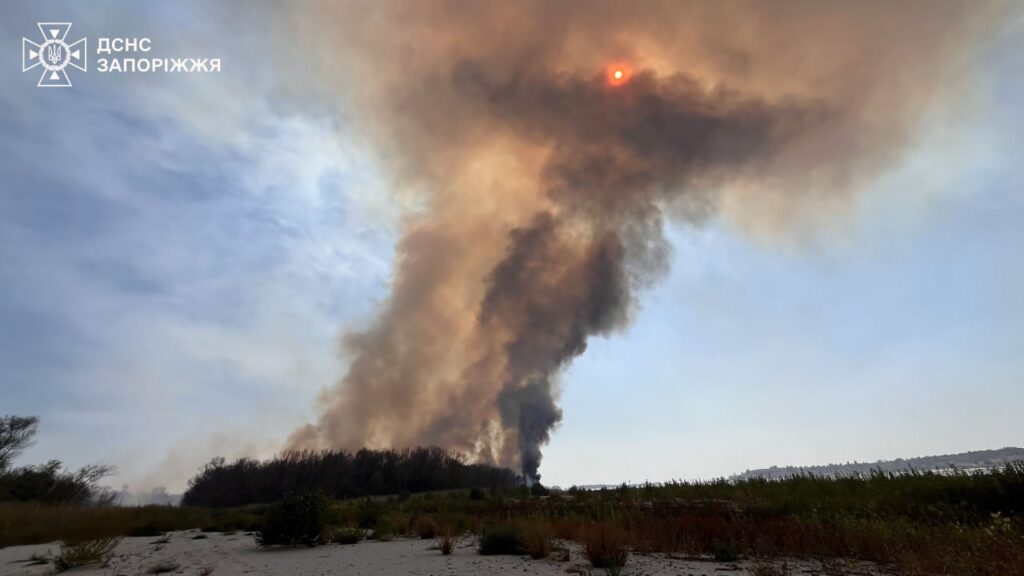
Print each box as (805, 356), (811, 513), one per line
(606, 63), (631, 87)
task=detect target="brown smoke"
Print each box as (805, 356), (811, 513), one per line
(285, 1), (998, 483)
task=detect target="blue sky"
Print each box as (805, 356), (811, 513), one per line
(1, 2), (1021, 491)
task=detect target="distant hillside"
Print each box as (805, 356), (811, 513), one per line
(732, 447), (1024, 481)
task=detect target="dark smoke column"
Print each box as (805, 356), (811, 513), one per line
(457, 66), (821, 483)
(287, 0), (992, 485)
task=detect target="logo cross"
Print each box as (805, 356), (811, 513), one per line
(22, 23), (87, 88)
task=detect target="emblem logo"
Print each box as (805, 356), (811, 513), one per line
(23, 23), (87, 87)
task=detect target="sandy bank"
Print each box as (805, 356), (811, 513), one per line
(1, 530), (883, 575)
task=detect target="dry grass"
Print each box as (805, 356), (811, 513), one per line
(53, 537), (120, 572)
(521, 520), (553, 559)
(436, 527), (459, 555)
(619, 510), (1024, 575)
(414, 514), (438, 539)
(0, 502), (251, 547)
(328, 527), (361, 544)
(582, 522), (629, 569)
(551, 517), (581, 541)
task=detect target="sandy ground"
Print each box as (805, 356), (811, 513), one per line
(0, 531), (885, 576)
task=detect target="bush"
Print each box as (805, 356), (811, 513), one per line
(469, 487), (486, 501)
(370, 516), (396, 541)
(329, 527), (361, 544)
(522, 521), (553, 559)
(415, 515), (438, 539)
(478, 522), (525, 555)
(255, 492), (330, 547)
(552, 517), (581, 541)
(582, 522), (629, 569)
(437, 527), (459, 555)
(127, 522), (167, 537)
(203, 509), (260, 533)
(0, 457), (113, 504)
(711, 540), (739, 562)
(54, 537), (120, 572)
(356, 498), (381, 529)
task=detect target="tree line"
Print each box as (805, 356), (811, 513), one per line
(0, 415), (113, 504)
(182, 446), (520, 507)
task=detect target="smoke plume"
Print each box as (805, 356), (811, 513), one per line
(286, 1), (996, 483)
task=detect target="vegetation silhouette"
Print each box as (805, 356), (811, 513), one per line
(0, 415), (113, 504)
(182, 446), (520, 507)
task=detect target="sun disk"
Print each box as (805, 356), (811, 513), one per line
(607, 63), (631, 86)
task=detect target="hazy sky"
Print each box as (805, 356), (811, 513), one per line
(1, 2), (1021, 492)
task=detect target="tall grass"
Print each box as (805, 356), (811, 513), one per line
(521, 520), (553, 559)
(0, 502), (256, 547)
(582, 522), (629, 569)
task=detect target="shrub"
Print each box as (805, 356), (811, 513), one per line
(469, 487), (486, 501)
(370, 516), (396, 541)
(356, 499), (381, 529)
(54, 537), (120, 572)
(203, 509), (261, 533)
(478, 522), (525, 555)
(329, 527), (361, 544)
(437, 527), (459, 555)
(522, 521), (553, 559)
(415, 515), (438, 539)
(128, 522), (167, 537)
(711, 540), (739, 562)
(386, 511), (411, 536)
(255, 492), (330, 547)
(582, 522), (629, 569)
(552, 517), (581, 541)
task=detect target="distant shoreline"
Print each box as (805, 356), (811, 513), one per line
(731, 447), (1024, 481)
